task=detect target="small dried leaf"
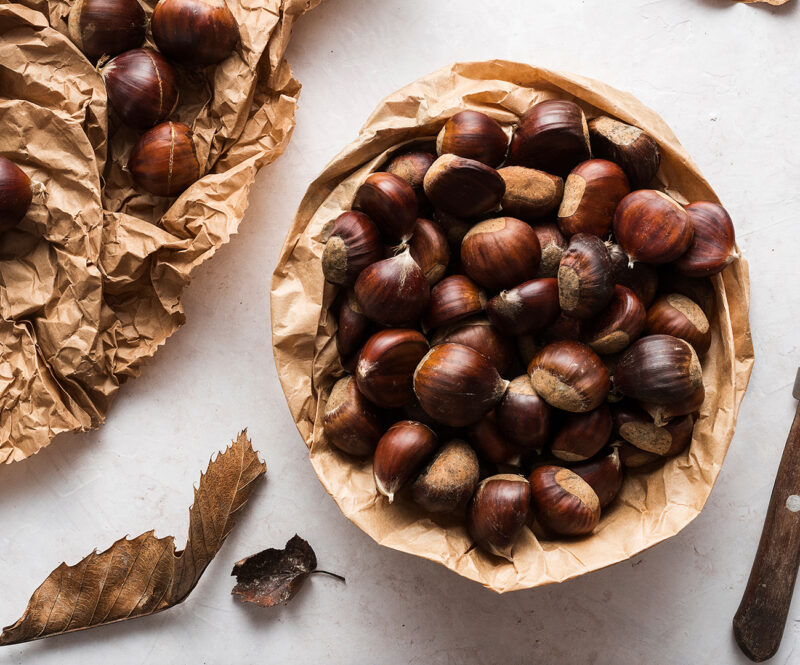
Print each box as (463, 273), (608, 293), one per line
(232, 535), (324, 607)
(0, 431), (265, 646)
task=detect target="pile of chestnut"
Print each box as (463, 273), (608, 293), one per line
(321, 100), (737, 561)
(67, 0), (241, 197)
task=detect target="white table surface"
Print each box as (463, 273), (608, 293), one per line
(1, 0), (799, 662)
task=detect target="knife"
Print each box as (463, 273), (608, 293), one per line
(733, 368), (800, 662)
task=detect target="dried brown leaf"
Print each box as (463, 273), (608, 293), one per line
(0, 430), (265, 646)
(231, 535), (343, 608)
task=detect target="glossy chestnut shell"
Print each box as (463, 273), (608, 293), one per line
(495, 375), (551, 453)
(411, 439), (479, 513)
(373, 421), (439, 502)
(68, 0), (146, 62)
(423, 154), (505, 218)
(529, 341), (609, 412)
(645, 294), (711, 355)
(356, 329), (430, 408)
(588, 116), (661, 189)
(437, 110), (509, 167)
(467, 474), (531, 560)
(423, 275), (486, 331)
(0, 156), (33, 230)
(129, 121), (200, 197)
(408, 217), (450, 285)
(431, 317), (515, 376)
(322, 211), (383, 286)
(557, 233), (614, 320)
(528, 465), (601, 536)
(558, 159), (629, 237)
(550, 404), (613, 462)
(461, 217), (541, 290)
(323, 376), (384, 457)
(672, 201), (737, 278)
(582, 285), (646, 355)
(486, 278), (560, 337)
(353, 172), (418, 242)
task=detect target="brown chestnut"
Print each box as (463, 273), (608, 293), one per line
(672, 201), (737, 277)
(588, 116), (661, 189)
(356, 329), (429, 408)
(411, 439), (479, 513)
(530, 222), (567, 278)
(152, 0), (240, 68)
(323, 376), (384, 457)
(354, 247), (430, 327)
(658, 270), (715, 317)
(432, 317), (515, 376)
(461, 217), (541, 290)
(495, 375), (551, 453)
(615, 334), (703, 404)
(571, 447), (623, 508)
(423, 275), (485, 330)
(385, 150), (436, 209)
(322, 211), (383, 286)
(551, 404), (612, 462)
(0, 156), (33, 231)
(558, 233), (614, 319)
(435, 211), (471, 249)
(558, 159), (629, 237)
(617, 441), (661, 468)
(646, 294), (711, 354)
(613, 404), (695, 456)
(414, 343), (509, 427)
(423, 154), (505, 218)
(486, 278), (560, 337)
(468, 412), (520, 466)
(613, 190), (694, 264)
(102, 49), (179, 130)
(437, 111), (509, 167)
(582, 285), (646, 355)
(642, 383), (705, 427)
(509, 100), (591, 177)
(498, 166), (564, 220)
(408, 217), (450, 285)
(608, 243), (659, 308)
(68, 0), (146, 62)
(128, 121), (200, 197)
(353, 172), (418, 242)
(529, 341), (609, 412)
(373, 421), (438, 502)
(528, 465), (601, 536)
(538, 313), (583, 345)
(335, 290), (371, 359)
(467, 474), (531, 560)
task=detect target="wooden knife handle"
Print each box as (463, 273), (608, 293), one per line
(734, 402), (800, 662)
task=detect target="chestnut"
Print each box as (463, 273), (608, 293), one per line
(551, 404), (612, 462)
(608, 243), (659, 308)
(613, 404), (695, 456)
(528, 465), (601, 536)
(152, 0), (240, 68)
(642, 383), (705, 427)
(558, 233), (614, 320)
(558, 159), (629, 237)
(617, 441), (661, 468)
(539, 313), (582, 345)
(68, 0), (146, 62)
(385, 150), (435, 211)
(645, 294), (711, 355)
(509, 99), (591, 177)
(495, 375), (551, 453)
(435, 211), (471, 249)
(613, 190), (694, 264)
(408, 217), (450, 285)
(498, 166), (564, 220)
(571, 447), (623, 508)
(102, 49), (179, 130)
(615, 334), (703, 404)
(658, 270), (715, 317)
(431, 317), (515, 376)
(336, 290), (371, 358)
(437, 111), (508, 167)
(423, 275), (485, 331)
(529, 341), (609, 412)
(323, 376), (384, 457)
(582, 285), (646, 355)
(411, 439), (479, 513)
(461, 217), (541, 290)
(467, 474), (531, 560)
(530, 221), (567, 278)
(468, 411), (520, 465)
(353, 172), (418, 243)
(354, 247), (430, 327)
(672, 201), (737, 277)
(588, 116), (661, 189)
(322, 211), (383, 286)
(373, 421), (438, 502)
(414, 343), (509, 427)
(128, 121), (200, 197)
(0, 156), (33, 230)
(423, 154), (505, 218)
(486, 278), (560, 337)
(356, 329), (429, 408)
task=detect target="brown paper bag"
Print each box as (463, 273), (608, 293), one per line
(0, 0), (323, 463)
(271, 61), (754, 592)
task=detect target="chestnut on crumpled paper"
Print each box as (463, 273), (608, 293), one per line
(0, 0), (323, 462)
(271, 61), (755, 592)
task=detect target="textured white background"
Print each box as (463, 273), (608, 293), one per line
(1, 0), (799, 663)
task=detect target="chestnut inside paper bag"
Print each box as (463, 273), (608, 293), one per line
(0, 0), (323, 463)
(271, 61), (754, 592)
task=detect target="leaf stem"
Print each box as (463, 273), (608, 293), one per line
(311, 569), (346, 583)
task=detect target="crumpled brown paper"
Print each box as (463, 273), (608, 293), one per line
(271, 61), (755, 592)
(0, 0), (322, 463)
